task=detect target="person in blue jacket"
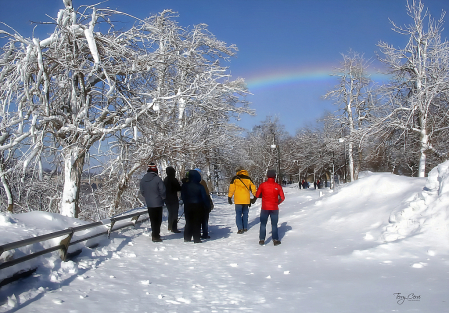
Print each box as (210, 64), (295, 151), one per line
(181, 170), (211, 243)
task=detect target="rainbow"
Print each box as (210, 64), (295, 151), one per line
(245, 68), (390, 90)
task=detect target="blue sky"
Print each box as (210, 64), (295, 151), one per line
(2, 0), (449, 134)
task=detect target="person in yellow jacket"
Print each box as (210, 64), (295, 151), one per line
(228, 168), (257, 234)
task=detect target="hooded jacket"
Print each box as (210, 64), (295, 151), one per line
(228, 169), (257, 205)
(181, 170), (211, 211)
(255, 177), (285, 210)
(140, 171), (166, 208)
(164, 167), (181, 205)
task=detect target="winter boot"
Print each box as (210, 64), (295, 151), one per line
(237, 229), (244, 234)
(259, 240), (265, 245)
(273, 239), (281, 246)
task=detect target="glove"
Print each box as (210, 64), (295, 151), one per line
(250, 197), (257, 204)
(228, 197), (233, 205)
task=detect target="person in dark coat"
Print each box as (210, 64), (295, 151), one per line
(181, 170), (211, 243)
(140, 163), (166, 242)
(302, 180), (308, 189)
(194, 168), (214, 239)
(164, 166), (182, 233)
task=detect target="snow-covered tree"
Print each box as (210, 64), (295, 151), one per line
(0, 1), (252, 217)
(243, 117), (288, 185)
(377, 0), (449, 177)
(0, 35), (44, 212)
(323, 50), (375, 182)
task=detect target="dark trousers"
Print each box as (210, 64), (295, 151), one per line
(147, 207), (163, 239)
(184, 203), (203, 242)
(201, 209), (209, 238)
(166, 202), (179, 231)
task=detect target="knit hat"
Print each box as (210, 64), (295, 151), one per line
(147, 162), (158, 173)
(236, 166), (244, 173)
(267, 169), (276, 178)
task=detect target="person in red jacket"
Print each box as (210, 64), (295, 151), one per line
(255, 169), (285, 246)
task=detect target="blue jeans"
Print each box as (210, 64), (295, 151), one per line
(235, 204), (249, 230)
(259, 209), (279, 240)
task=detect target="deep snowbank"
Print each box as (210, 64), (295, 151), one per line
(383, 161), (449, 249)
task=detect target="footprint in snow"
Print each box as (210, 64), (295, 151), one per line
(166, 300), (180, 304)
(52, 299), (64, 304)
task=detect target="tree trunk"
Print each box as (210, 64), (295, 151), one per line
(111, 162), (141, 215)
(111, 176), (129, 216)
(348, 141), (355, 182)
(418, 128), (428, 178)
(0, 170), (13, 212)
(60, 147), (86, 217)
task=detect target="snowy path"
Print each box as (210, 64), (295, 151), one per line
(1, 175), (449, 312)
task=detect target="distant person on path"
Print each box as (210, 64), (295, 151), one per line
(140, 163), (166, 242)
(302, 180), (308, 189)
(181, 170), (211, 243)
(256, 169), (285, 246)
(228, 167), (257, 234)
(164, 166), (182, 233)
(194, 168), (214, 239)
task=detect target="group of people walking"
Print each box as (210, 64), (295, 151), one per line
(140, 164), (285, 246)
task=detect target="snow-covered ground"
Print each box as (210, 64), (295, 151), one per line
(1, 163), (449, 312)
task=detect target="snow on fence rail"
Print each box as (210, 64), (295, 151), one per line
(0, 209), (149, 287)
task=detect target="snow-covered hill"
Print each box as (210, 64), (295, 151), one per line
(1, 163), (449, 312)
